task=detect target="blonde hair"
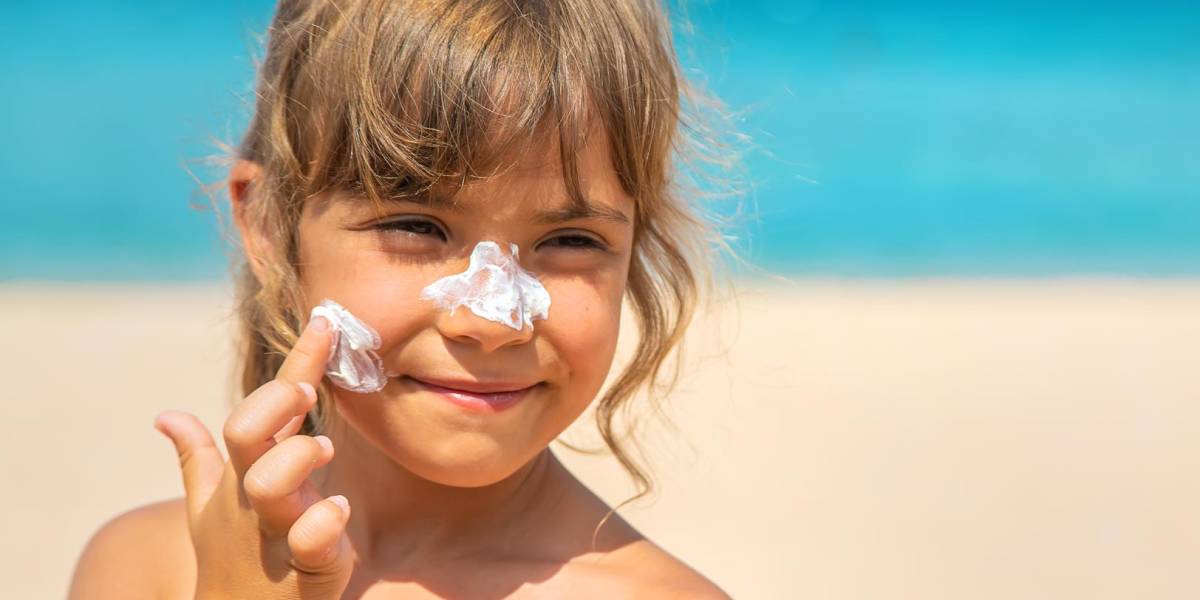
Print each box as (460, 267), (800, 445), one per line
(212, 0), (745, 518)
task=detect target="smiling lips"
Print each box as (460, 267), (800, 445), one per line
(405, 375), (537, 412)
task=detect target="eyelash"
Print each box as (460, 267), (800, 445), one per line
(374, 217), (447, 241)
(539, 233), (607, 251)
(372, 218), (607, 252)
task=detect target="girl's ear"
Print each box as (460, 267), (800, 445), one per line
(229, 159), (272, 285)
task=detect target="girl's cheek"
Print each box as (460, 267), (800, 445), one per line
(541, 279), (623, 381)
(302, 243), (443, 346)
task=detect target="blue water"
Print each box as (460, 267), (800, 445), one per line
(2, 1), (1198, 280)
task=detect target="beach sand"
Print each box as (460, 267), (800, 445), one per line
(3, 280), (1198, 599)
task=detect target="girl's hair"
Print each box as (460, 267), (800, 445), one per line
(219, 0), (743, 521)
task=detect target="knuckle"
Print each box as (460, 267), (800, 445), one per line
(221, 417), (253, 448)
(288, 507), (334, 551)
(291, 381), (315, 407)
(224, 380), (299, 447)
(281, 436), (324, 471)
(270, 379), (312, 410)
(242, 436), (317, 503)
(288, 519), (319, 551)
(241, 468), (278, 503)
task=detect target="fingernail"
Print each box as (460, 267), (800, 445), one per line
(329, 494), (350, 516)
(297, 381), (317, 404)
(308, 315), (330, 333)
(314, 434), (333, 453)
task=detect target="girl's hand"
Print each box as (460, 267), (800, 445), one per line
(153, 316), (354, 599)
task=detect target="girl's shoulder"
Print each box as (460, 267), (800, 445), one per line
(68, 497), (195, 599)
(552, 534), (733, 599)
(522, 481), (731, 599)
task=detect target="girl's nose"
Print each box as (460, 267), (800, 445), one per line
(434, 308), (534, 352)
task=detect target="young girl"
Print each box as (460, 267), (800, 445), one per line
(70, 0), (737, 597)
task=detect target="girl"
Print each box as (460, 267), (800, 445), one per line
(70, 0), (737, 597)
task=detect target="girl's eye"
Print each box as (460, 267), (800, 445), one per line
(373, 217), (447, 241)
(539, 233), (607, 251)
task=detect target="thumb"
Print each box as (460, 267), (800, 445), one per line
(153, 410), (224, 517)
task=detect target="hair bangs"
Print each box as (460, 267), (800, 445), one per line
(277, 0), (614, 215)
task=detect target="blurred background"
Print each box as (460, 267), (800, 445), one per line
(2, 1), (1198, 598)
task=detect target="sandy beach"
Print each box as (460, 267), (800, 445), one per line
(3, 279), (1198, 599)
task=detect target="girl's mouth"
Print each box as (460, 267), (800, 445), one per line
(403, 375), (538, 412)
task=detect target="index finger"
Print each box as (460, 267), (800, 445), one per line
(222, 314), (332, 479)
(276, 312), (334, 386)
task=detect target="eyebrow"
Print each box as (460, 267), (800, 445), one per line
(379, 194), (631, 226)
(532, 202), (631, 226)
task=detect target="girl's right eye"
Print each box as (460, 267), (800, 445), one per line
(372, 217), (448, 247)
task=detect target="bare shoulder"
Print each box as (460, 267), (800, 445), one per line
(586, 536), (733, 599)
(543, 503), (730, 599)
(532, 457), (732, 599)
(68, 497), (195, 600)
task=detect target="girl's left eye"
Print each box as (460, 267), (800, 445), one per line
(538, 233), (607, 251)
(373, 217), (447, 241)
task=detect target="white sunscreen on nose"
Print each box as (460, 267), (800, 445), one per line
(309, 299), (388, 393)
(420, 241), (551, 331)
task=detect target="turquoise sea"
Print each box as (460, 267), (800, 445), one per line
(1, 1), (1197, 280)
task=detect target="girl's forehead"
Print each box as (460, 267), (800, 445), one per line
(305, 114), (632, 225)
(452, 131), (630, 211)
(494, 118), (613, 177)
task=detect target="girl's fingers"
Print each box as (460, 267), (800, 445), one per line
(153, 410), (224, 518)
(288, 495), (353, 576)
(275, 313), (334, 388)
(242, 434), (334, 535)
(273, 413), (306, 442)
(223, 379), (317, 478)
(222, 315), (331, 479)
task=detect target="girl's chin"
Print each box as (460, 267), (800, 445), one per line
(398, 442), (541, 488)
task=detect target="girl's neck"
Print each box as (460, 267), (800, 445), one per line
(314, 415), (568, 565)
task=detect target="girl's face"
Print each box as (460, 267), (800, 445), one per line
(294, 132), (634, 487)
